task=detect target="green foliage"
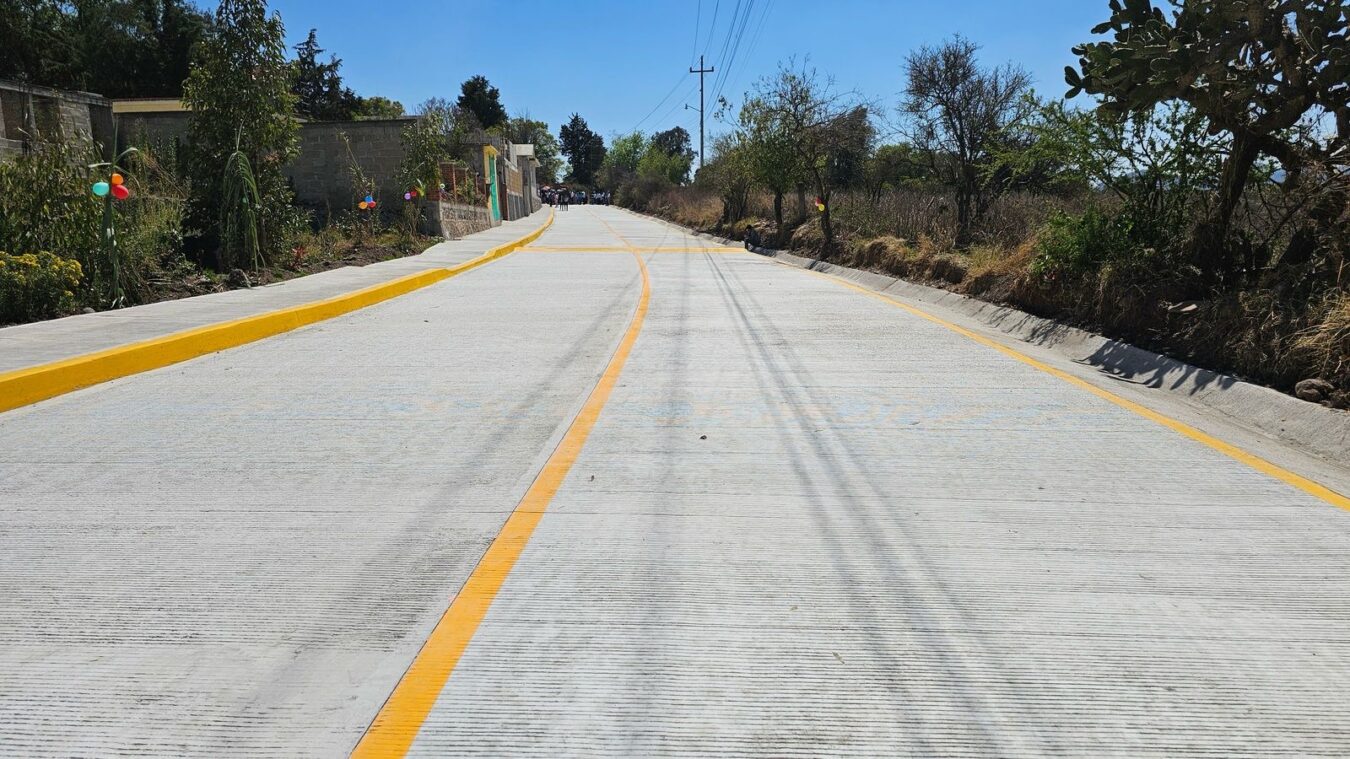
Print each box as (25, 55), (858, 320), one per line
(116, 148), (188, 294)
(697, 131), (756, 223)
(1069, 0), (1350, 277)
(637, 146), (692, 186)
(182, 0), (299, 269)
(747, 61), (870, 248)
(353, 96), (405, 120)
(601, 129), (693, 204)
(651, 127), (693, 158)
(399, 102), (477, 199)
(600, 131), (647, 190)
(0, 138), (101, 286)
(292, 29), (360, 121)
(399, 114), (449, 199)
(220, 148), (262, 270)
(506, 116), (563, 184)
(996, 100), (1228, 250)
(456, 75), (508, 130)
(0, 251), (83, 324)
(1068, 0), (1350, 140)
(0, 0), (211, 98)
(559, 114), (606, 186)
(903, 36), (1033, 247)
(1032, 208), (1134, 280)
(866, 144), (929, 196)
(649, 127), (695, 183)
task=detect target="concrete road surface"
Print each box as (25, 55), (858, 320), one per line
(2, 207), (1349, 757)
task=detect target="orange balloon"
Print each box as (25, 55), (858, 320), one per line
(110, 173), (124, 186)
(358, 201), (368, 210)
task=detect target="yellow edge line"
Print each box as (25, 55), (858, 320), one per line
(349, 248), (651, 758)
(782, 260), (1350, 512)
(0, 209), (554, 414)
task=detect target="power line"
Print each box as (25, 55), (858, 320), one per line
(712, 0), (772, 110)
(707, 0), (756, 110)
(659, 81), (701, 128)
(690, 0), (702, 67)
(629, 73), (689, 135)
(701, 0), (722, 59)
(708, 0), (744, 79)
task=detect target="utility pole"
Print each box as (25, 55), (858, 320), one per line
(689, 54), (715, 169)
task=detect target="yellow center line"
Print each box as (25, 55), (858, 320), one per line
(520, 245), (745, 253)
(782, 260), (1350, 512)
(350, 236), (651, 758)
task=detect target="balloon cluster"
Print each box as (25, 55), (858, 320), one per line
(403, 187), (421, 201)
(92, 172), (132, 201)
(358, 194), (377, 211)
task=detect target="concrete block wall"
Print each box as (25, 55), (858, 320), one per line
(285, 119), (414, 214)
(119, 112), (190, 150)
(0, 79), (113, 158)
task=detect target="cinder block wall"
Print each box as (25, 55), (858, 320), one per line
(119, 112), (190, 150)
(285, 119), (413, 215)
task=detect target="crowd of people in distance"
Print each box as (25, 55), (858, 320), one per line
(541, 186), (610, 210)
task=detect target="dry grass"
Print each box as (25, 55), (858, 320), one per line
(631, 185), (1350, 408)
(1292, 292), (1350, 398)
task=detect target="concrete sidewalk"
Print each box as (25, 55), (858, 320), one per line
(0, 210), (551, 374)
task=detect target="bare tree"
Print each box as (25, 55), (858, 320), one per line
(902, 36), (1032, 247)
(752, 61), (870, 252)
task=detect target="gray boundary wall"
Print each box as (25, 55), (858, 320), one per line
(284, 119), (415, 213)
(0, 79), (114, 158)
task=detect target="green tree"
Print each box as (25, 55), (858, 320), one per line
(650, 126), (695, 183)
(506, 115), (564, 184)
(456, 74), (507, 130)
(866, 143), (928, 198)
(0, 0), (210, 98)
(182, 0), (299, 269)
(599, 131), (648, 189)
(902, 36), (1033, 247)
(0, 1), (76, 90)
(1068, 0), (1350, 277)
(699, 131), (756, 224)
(559, 113), (606, 186)
(637, 144), (691, 186)
(399, 100), (476, 200)
(292, 29), (358, 121)
(751, 62), (868, 251)
(739, 96), (805, 230)
(352, 96), (405, 120)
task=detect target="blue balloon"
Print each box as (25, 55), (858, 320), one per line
(92, 181), (110, 197)
(365, 195), (374, 204)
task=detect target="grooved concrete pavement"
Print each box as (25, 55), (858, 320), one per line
(3, 207), (1350, 757)
(0, 211), (641, 756)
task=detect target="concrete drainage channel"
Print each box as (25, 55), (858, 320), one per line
(622, 208), (1350, 465)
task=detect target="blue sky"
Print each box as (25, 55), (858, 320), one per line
(257, 0), (1109, 145)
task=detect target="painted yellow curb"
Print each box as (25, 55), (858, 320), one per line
(0, 209), (554, 415)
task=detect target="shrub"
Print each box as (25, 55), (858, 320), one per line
(0, 138), (101, 301)
(1031, 208), (1134, 281)
(0, 252), (83, 324)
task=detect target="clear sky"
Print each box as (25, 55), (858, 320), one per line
(258, 0), (1109, 146)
